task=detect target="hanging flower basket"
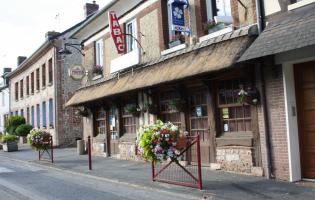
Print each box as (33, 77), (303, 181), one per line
(238, 86), (260, 106)
(125, 104), (141, 117)
(143, 103), (158, 115)
(137, 120), (181, 163)
(27, 129), (51, 151)
(75, 107), (89, 117)
(169, 99), (186, 112)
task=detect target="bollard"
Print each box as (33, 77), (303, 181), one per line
(88, 136), (92, 170)
(51, 136), (54, 163)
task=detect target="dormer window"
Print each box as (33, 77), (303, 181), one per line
(125, 20), (137, 53)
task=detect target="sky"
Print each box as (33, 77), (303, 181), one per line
(0, 0), (109, 73)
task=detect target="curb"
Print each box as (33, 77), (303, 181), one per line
(0, 154), (202, 200)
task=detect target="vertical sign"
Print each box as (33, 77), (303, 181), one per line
(169, 0), (188, 32)
(108, 11), (125, 54)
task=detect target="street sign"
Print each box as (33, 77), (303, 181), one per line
(108, 11), (125, 54)
(69, 65), (85, 80)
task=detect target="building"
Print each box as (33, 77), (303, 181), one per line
(7, 2), (99, 146)
(66, 0), (268, 176)
(239, 0), (315, 181)
(0, 68), (12, 134)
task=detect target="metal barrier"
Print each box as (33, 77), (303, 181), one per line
(151, 135), (202, 189)
(38, 135), (54, 163)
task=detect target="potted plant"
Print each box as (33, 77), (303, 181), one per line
(75, 107), (89, 117)
(143, 103), (158, 115)
(1, 135), (18, 152)
(92, 65), (103, 80)
(203, 20), (225, 34)
(15, 124), (33, 144)
(169, 99), (186, 112)
(125, 104), (141, 117)
(137, 120), (181, 163)
(27, 129), (52, 151)
(238, 86), (260, 106)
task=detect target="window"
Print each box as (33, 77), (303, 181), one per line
(42, 63), (46, 87)
(205, 0), (232, 23)
(159, 90), (183, 129)
(95, 109), (106, 136)
(31, 106), (34, 127)
(26, 76), (29, 96)
(2, 92), (5, 106)
(15, 82), (18, 101)
(36, 104), (40, 128)
(27, 107), (30, 124)
(217, 79), (251, 133)
(10, 112), (13, 116)
(95, 39), (104, 67)
(42, 101), (46, 128)
(48, 58), (53, 84)
(49, 99), (54, 127)
(31, 72), (34, 94)
(15, 111), (18, 116)
(122, 100), (139, 135)
(36, 68), (40, 91)
(125, 20), (137, 53)
(20, 109), (24, 117)
(108, 106), (118, 139)
(20, 79), (23, 98)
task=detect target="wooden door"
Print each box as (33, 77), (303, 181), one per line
(108, 106), (119, 156)
(189, 90), (211, 165)
(295, 61), (315, 179)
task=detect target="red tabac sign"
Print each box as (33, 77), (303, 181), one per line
(108, 11), (125, 54)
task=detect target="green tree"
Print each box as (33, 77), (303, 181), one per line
(4, 116), (26, 135)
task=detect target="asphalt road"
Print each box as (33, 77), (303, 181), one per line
(0, 158), (194, 200)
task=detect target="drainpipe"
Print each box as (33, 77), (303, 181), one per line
(255, 0), (265, 34)
(258, 64), (273, 179)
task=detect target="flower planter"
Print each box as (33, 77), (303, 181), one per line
(3, 141), (18, 152)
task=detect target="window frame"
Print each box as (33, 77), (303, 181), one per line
(20, 79), (23, 99)
(36, 104), (40, 128)
(26, 76), (29, 96)
(42, 63), (46, 88)
(15, 82), (19, 101)
(48, 58), (53, 85)
(42, 101), (46, 128)
(48, 98), (54, 128)
(95, 38), (104, 67)
(31, 72), (34, 94)
(36, 68), (40, 91)
(125, 19), (137, 53)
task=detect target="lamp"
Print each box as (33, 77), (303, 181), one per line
(58, 43), (85, 56)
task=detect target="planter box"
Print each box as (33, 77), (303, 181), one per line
(3, 141), (18, 152)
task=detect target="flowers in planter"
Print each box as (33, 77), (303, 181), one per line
(75, 107), (89, 117)
(143, 103), (158, 115)
(169, 99), (186, 112)
(238, 85), (260, 105)
(27, 129), (51, 151)
(125, 104), (141, 117)
(137, 120), (181, 162)
(92, 65), (103, 75)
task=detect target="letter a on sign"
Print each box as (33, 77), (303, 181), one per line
(108, 11), (125, 54)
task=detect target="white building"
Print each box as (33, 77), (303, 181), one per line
(0, 68), (12, 134)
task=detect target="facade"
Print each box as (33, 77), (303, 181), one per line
(0, 68), (12, 134)
(67, 0), (267, 176)
(7, 19), (91, 146)
(239, 0), (315, 181)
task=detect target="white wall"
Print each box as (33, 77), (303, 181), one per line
(0, 87), (10, 133)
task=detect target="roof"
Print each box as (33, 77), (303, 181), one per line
(66, 26), (255, 107)
(239, 3), (315, 62)
(8, 16), (89, 79)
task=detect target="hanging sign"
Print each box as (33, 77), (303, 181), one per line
(68, 64), (85, 80)
(168, 0), (189, 32)
(108, 11), (125, 54)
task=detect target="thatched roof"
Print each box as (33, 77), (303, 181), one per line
(66, 26), (254, 107)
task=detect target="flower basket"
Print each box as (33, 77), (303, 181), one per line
(169, 99), (186, 112)
(238, 86), (260, 106)
(27, 129), (51, 151)
(143, 103), (158, 115)
(137, 120), (181, 163)
(76, 108), (89, 117)
(125, 104), (141, 117)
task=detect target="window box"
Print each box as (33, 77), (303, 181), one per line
(161, 43), (187, 56)
(110, 48), (140, 73)
(199, 26), (233, 43)
(92, 74), (103, 81)
(48, 82), (53, 86)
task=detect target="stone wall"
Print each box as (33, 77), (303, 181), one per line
(216, 146), (254, 174)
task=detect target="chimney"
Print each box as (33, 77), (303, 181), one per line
(84, 1), (99, 18)
(17, 56), (27, 66)
(45, 31), (60, 41)
(3, 68), (11, 74)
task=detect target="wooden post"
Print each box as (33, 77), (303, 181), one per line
(88, 136), (92, 170)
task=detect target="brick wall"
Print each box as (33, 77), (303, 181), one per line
(258, 65), (289, 181)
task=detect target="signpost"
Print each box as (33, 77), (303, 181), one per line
(69, 65), (85, 80)
(108, 11), (125, 54)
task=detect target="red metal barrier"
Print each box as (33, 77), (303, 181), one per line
(151, 135), (203, 190)
(88, 136), (92, 170)
(38, 135), (54, 163)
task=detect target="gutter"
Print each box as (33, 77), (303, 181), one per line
(255, 0), (273, 179)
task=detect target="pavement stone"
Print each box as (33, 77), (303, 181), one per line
(1, 145), (315, 200)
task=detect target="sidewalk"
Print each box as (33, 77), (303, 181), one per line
(1, 145), (315, 200)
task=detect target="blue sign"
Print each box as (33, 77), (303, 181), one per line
(169, 0), (189, 32)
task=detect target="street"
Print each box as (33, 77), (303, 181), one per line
(0, 158), (193, 200)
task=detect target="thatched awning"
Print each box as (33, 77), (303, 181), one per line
(66, 28), (253, 107)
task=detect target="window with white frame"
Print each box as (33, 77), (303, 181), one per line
(167, 2), (186, 48)
(95, 39), (104, 67)
(125, 20), (137, 53)
(205, 0), (232, 24)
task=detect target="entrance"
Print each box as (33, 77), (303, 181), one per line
(295, 61), (315, 179)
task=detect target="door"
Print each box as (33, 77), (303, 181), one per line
(295, 61), (315, 179)
(108, 106), (119, 156)
(189, 90), (211, 165)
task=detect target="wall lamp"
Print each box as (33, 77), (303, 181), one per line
(58, 43), (85, 56)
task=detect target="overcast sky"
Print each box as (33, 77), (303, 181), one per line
(0, 0), (109, 73)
